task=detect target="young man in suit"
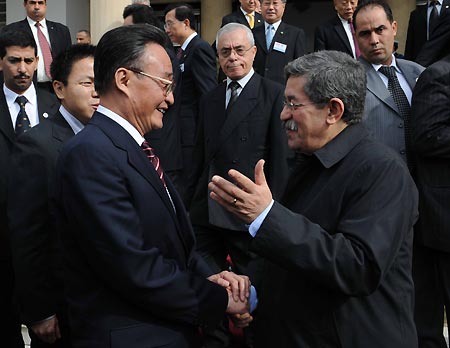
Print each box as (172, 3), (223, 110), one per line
(187, 22), (288, 347)
(0, 28), (59, 348)
(209, 50), (419, 348)
(353, 0), (424, 169)
(252, 0), (306, 85)
(405, 0), (450, 62)
(221, 0), (263, 29)
(3, 0), (72, 92)
(410, 55), (450, 348)
(8, 43), (98, 348)
(53, 24), (251, 348)
(314, 0), (359, 58)
(164, 3), (217, 203)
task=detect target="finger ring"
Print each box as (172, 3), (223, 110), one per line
(232, 198), (237, 204)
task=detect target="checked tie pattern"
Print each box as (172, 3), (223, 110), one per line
(141, 141), (166, 187)
(378, 66), (414, 171)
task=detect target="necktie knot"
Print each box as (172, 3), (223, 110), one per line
(141, 141), (166, 186)
(430, 0), (439, 7)
(229, 81), (240, 92)
(378, 65), (396, 79)
(15, 95), (28, 108)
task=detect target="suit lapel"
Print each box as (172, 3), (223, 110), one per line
(361, 58), (399, 113)
(51, 112), (74, 151)
(396, 60), (418, 90)
(254, 25), (268, 54)
(0, 90), (15, 144)
(36, 87), (59, 121)
(333, 16), (352, 54)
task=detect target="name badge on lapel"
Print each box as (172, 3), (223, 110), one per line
(273, 42), (287, 53)
(180, 63), (185, 72)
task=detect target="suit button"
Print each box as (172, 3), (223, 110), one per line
(398, 123), (403, 128)
(400, 150), (406, 155)
(241, 136), (247, 141)
(232, 159), (238, 164)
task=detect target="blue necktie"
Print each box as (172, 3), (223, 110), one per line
(266, 25), (274, 50)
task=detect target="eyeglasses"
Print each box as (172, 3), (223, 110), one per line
(126, 67), (174, 96)
(218, 46), (253, 58)
(164, 20), (178, 29)
(282, 100), (315, 110)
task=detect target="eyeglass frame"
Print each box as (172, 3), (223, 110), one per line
(217, 46), (254, 59)
(125, 67), (174, 96)
(282, 100), (316, 111)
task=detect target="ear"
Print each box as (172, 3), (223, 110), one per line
(392, 20), (398, 36)
(114, 67), (131, 95)
(52, 80), (64, 99)
(34, 56), (39, 70)
(183, 19), (190, 29)
(326, 97), (344, 125)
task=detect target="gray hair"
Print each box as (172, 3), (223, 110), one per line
(215, 23), (254, 49)
(284, 50), (366, 124)
(132, 0), (150, 5)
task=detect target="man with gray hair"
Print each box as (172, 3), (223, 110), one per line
(187, 22), (288, 347)
(208, 50), (419, 347)
(132, 0), (150, 5)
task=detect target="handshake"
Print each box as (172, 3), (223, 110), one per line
(208, 270), (254, 328)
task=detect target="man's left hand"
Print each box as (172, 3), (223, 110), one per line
(208, 270), (250, 302)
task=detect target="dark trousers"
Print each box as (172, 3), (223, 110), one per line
(194, 224), (261, 348)
(413, 243), (450, 348)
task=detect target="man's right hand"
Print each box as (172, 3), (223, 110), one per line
(31, 316), (61, 344)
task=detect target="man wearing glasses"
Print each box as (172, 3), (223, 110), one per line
(187, 22), (288, 348)
(208, 50), (419, 348)
(53, 25), (251, 348)
(252, 0), (306, 85)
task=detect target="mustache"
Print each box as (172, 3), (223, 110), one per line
(283, 119), (298, 132)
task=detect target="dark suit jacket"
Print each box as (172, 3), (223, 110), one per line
(54, 111), (227, 348)
(360, 57), (424, 163)
(416, 8), (450, 67)
(2, 18), (72, 61)
(178, 35), (217, 149)
(251, 124), (418, 348)
(411, 55), (450, 252)
(188, 73), (288, 231)
(221, 10), (263, 29)
(8, 112), (73, 325)
(405, 1), (450, 62)
(0, 86), (58, 346)
(253, 22), (306, 85)
(314, 14), (354, 57)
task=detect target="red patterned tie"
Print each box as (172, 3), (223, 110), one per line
(141, 141), (166, 187)
(35, 22), (53, 78)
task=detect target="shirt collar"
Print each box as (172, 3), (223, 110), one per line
(428, 0), (441, 6)
(4, 82), (37, 107)
(96, 105), (145, 145)
(59, 105), (85, 135)
(181, 32), (197, 50)
(226, 68), (255, 89)
(372, 55), (401, 74)
(265, 20), (282, 32)
(27, 16), (47, 28)
(240, 7), (255, 16)
(313, 123), (366, 168)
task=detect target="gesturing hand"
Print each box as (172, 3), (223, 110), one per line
(208, 159), (273, 224)
(207, 270), (250, 302)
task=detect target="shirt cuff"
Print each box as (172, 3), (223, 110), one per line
(249, 285), (258, 313)
(248, 199), (274, 237)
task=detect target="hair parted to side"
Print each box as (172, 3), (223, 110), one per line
(285, 50), (366, 124)
(94, 24), (168, 95)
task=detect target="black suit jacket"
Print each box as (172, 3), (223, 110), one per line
(251, 124), (418, 348)
(314, 14), (354, 57)
(221, 10), (263, 29)
(8, 112), (73, 325)
(253, 22), (306, 85)
(178, 35), (217, 149)
(411, 55), (450, 251)
(415, 7), (450, 67)
(54, 111), (227, 347)
(188, 73), (289, 231)
(2, 18), (71, 61)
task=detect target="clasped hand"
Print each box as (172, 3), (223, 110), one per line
(208, 270), (253, 327)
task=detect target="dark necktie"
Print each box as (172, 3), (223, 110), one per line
(378, 66), (414, 171)
(348, 19), (360, 58)
(141, 141), (166, 187)
(227, 81), (240, 110)
(429, 1), (440, 36)
(176, 47), (184, 61)
(35, 22), (53, 78)
(15, 96), (31, 135)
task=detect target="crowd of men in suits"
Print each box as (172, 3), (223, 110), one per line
(1, 0), (450, 347)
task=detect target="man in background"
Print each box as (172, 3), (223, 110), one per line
(3, 0), (72, 92)
(75, 30), (91, 44)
